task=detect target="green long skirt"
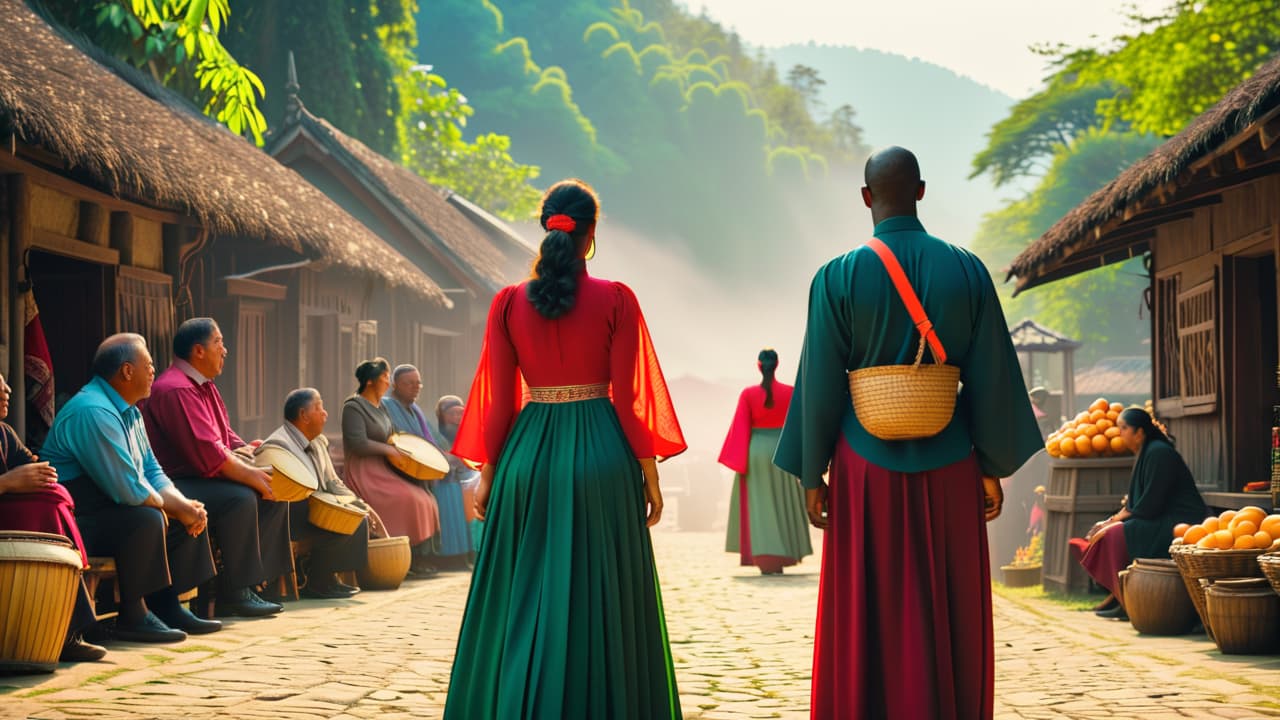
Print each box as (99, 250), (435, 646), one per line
(444, 398), (681, 719)
(725, 428), (813, 566)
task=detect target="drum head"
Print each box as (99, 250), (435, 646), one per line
(389, 433), (450, 474)
(254, 446), (320, 491)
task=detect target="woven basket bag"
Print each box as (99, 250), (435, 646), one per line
(848, 238), (960, 441)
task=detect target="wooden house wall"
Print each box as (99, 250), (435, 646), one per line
(1148, 174), (1280, 491)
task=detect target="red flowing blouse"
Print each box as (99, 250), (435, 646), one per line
(717, 382), (793, 475)
(452, 273), (686, 466)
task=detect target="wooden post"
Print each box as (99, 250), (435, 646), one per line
(1063, 348), (1076, 418)
(8, 175), (30, 438)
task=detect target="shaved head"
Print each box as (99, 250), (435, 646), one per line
(864, 146), (922, 202)
(860, 146), (925, 222)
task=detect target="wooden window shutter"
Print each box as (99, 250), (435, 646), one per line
(1176, 278), (1217, 411)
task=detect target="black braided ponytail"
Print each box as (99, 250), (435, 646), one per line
(758, 348), (779, 408)
(527, 179), (600, 319)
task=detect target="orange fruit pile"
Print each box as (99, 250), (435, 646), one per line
(1172, 507), (1280, 551)
(1044, 398), (1133, 459)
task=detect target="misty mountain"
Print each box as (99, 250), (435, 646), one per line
(769, 44), (1023, 248)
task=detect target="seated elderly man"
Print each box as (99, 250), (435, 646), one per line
(141, 318), (289, 618)
(384, 367), (471, 569)
(258, 388), (372, 599)
(41, 334), (221, 642)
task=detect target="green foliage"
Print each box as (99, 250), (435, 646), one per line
(223, 1), (401, 155)
(1069, 0), (1280, 136)
(42, 0), (267, 144)
(416, 0), (871, 273)
(973, 1), (1280, 364)
(397, 66), (542, 220)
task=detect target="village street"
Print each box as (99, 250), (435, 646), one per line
(3, 528), (1278, 720)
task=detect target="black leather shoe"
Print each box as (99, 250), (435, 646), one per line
(60, 635), (108, 662)
(1095, 603), (1129, 620)
(112, 612), (187, 643)
(301, 582), (357, 600)
(217, 588), (284, 618)
(333, 580), (360, 595)
(154, 604), (223, 635)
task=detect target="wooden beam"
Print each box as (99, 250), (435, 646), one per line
(224, 277), (287, 301)
(31, 228), (120, 265)
(0, 147), (192, 226)
(7, 175), (29, 437)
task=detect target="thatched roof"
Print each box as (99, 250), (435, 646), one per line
(281, 106), (516, 291)
(0, 0), (448, 306)
(1008, 54), (1280, 294)
(1009, 319), (1082, 353)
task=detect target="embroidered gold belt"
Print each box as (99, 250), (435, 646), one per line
(527, 383), (610, 403)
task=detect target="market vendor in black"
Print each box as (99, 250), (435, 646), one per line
(1079, 408), (1207, 619)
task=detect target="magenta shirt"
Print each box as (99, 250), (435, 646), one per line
(141, 362), (244, 478)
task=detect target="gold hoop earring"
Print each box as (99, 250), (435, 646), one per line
(585, 239), (596, 261)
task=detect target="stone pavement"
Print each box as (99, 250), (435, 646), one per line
(3, 529), (1279, 719)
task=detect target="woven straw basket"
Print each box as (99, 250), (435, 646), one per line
(1259, 552), (1280, 596)
(849, 335), (960, 441)
(1169, 543), (1266, 638)
(358, 535), (411, 591)
(0, 531), (84, 673)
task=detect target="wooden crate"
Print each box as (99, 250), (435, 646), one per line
(1042, 455), (1136, 594)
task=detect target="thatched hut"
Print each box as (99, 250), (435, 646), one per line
(1008, 54), (1280, 509)
(0, 0), (448, 443)
(266, 63), (533, 404)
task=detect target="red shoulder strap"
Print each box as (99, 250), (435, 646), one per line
(867, 238), (947, 364)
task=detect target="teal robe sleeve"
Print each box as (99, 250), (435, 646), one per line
(957, 262), (1043, 478)
(775, 262), (852, 489)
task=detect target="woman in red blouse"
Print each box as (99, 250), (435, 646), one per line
(718, 349), (812, 574)
(444, 179), (686, 719)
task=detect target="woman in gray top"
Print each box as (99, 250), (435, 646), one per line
(341, 358), (439, 575)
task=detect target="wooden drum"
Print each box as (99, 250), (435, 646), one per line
(308, 492), (367, 536)
(387, 433), (449, 481)
(357, 536), (412, 591)
(0, 531), (84, 673)
(254, 446), (319, 502)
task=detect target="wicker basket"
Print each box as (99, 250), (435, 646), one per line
(308, 492), (367, 536)
(1258, 552), (1280, 597)
(1170, 543), (1266, 638)
(0, 531), (84, 673)
(848, 337), (960, 441)
(1122, 558), (1197, 636)
(357, 535), (411, 591)
(1203, 577), (1280, 655)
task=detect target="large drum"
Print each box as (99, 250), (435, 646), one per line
(254, 445), (319, 502)
(308, 492), (367, 536)
(387, 433), (449, 481)
(0, 531), (84, 673)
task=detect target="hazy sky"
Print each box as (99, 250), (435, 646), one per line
(681, 0), (1170, 97)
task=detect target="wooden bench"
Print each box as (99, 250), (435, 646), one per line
(84, 556), (198, 621)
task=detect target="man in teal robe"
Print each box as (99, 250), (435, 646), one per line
(774, 147), (1042, 719)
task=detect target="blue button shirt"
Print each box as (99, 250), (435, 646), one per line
(43, 376), (174, 505)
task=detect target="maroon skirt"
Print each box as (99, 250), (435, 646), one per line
(1076, 525), (1129, 597)
(811, 441), (992, 720)
(0, 483), (88, 566)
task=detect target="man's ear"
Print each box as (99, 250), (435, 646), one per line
(916, 181), (926, 201)
(861, 187), (873, 208)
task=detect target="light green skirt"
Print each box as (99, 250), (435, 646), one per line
(725, 428), (813, 563)
(444, 398), (681, 719)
